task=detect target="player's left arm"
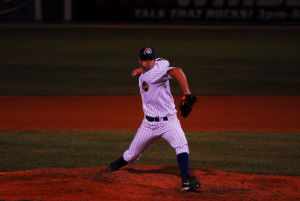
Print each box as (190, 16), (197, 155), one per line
(168, 67), (191, 95)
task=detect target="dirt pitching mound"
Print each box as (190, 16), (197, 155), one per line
(0, 165), (300, 201)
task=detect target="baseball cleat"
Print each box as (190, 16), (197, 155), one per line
(105, 156), (128, 172)
(105, 164), (119, 172)
(181, 176), (201, 192)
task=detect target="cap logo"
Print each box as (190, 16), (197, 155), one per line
(144, 48), (152, 55)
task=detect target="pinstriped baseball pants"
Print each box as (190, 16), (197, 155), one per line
(123, 114), (189, 163)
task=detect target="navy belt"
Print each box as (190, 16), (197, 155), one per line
(146, 116), (168, 122)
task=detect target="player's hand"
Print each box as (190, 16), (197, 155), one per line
(131, 67), (143, 77)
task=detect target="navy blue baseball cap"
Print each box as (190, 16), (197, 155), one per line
(139, 47), (156, 60)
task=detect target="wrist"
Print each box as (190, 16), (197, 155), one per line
(183, 90), (191, 95)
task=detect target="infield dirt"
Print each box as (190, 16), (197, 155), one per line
(1, 96), (300, 131)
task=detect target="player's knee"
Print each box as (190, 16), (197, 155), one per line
(175, 144), (189, 155)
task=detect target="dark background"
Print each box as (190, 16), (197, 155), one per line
(0, 0), (300, 25)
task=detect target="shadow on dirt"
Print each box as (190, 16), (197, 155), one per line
(123, 166), (180, 177)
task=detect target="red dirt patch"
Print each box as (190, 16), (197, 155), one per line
(0, 165), (299, 201)
(0, 96), (299, 131)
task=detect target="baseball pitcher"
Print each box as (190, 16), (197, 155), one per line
(106, 47), (199, 192)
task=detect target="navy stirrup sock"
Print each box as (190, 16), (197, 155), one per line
(177, 152), (190, 179)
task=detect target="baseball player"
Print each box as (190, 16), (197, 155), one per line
(106, 47), (200, 192)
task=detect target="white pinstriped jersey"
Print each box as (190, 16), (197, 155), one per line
(123, 57), (189, 163)
(139, 58), (176, 117)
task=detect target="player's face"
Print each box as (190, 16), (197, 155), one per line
(139, 59), (155, 70)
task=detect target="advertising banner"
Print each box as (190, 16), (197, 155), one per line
(73, 0), (300, 24)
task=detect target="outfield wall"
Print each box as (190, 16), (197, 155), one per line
(0, 0), (300, 25)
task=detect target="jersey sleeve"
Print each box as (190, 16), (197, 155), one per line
(150, 58), (174, 83)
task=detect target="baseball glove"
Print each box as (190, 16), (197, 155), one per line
(180, 94), (197, 118)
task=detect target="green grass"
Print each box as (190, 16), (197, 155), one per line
(1, 130), (299, 176)
(0, 28), (300, 95)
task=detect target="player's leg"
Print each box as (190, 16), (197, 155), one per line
(106, 121), (157, 172)
(123, 125), (157, 163)
(161, 116), (200, 191)
(161, 127), (190, 178)
(163, 131), (200, 191)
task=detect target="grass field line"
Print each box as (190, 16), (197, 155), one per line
(0, 130), (299, 175)
(1, 23), (300, 29)
(1, 28), (299, 96)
